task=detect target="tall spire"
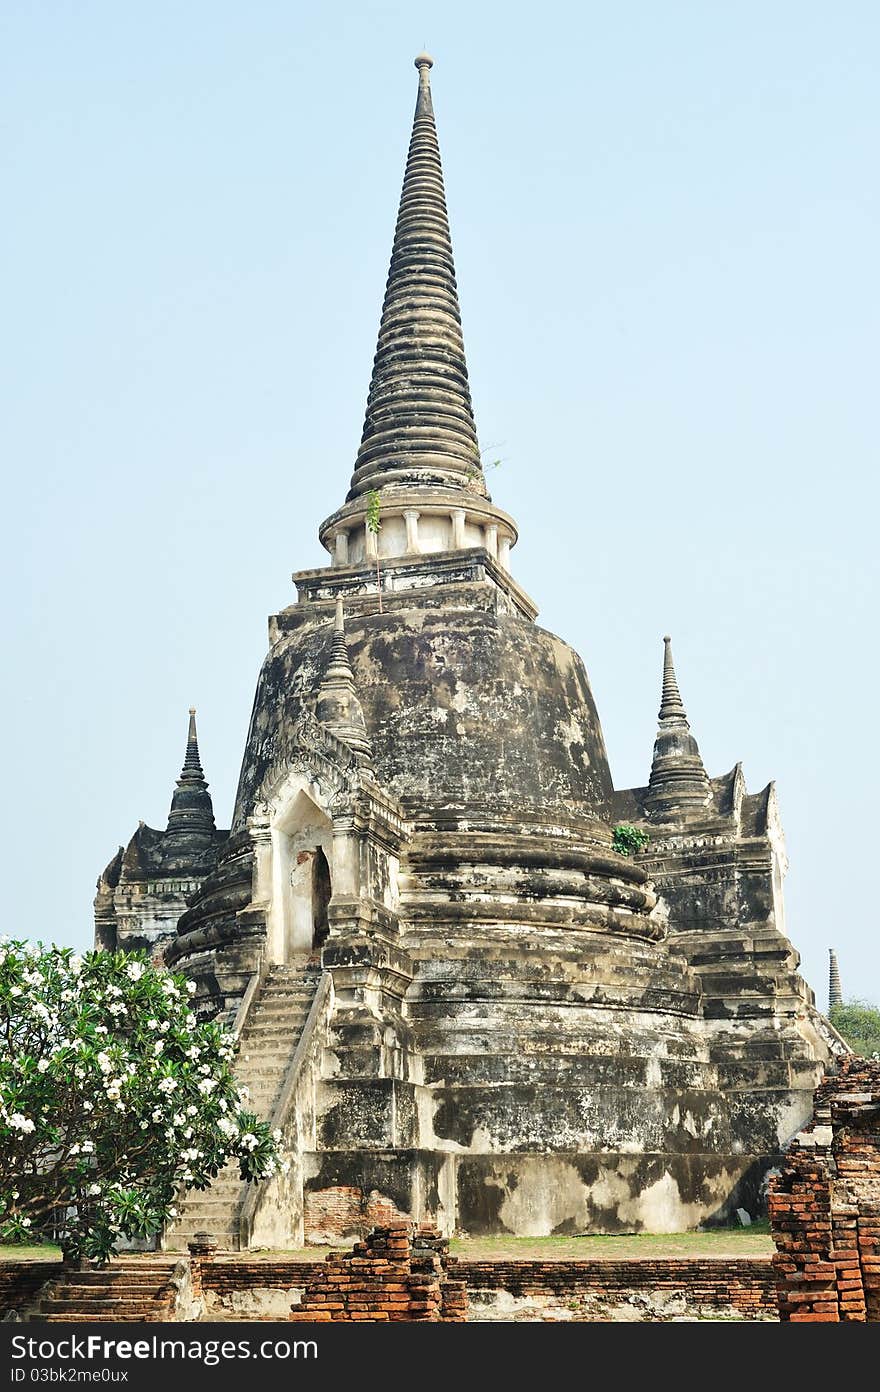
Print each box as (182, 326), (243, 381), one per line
(166, 707), (216, 840)
(645, 637), (710, 817)
(346, 53), (483, 501)
(315, 600), (373, 761)
(828, 949), (842, 1009)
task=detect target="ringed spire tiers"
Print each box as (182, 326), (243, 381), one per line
(645, 636), (710, 817)
(317, 55), (520, 577)
(166, 707), (216, 840)
(347, 53), (483, 501)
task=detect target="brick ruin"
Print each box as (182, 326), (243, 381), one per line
(769, 1057), (880, 1321)
(287, 1222), (467, 1323)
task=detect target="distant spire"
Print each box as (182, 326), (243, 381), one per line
(346, 53), (483, 501)
(828, 949), (842, 1009)
(182, 707), (203, 776)
(166, 707), (216, 840)
(315, 600), (373, 761)
(645, 636), (710, 817)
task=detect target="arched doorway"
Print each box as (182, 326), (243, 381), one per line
(269, 789), (333, 962)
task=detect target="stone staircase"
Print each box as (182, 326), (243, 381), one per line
(165, 963), (322, 1252)
(27, 1258), (179, 1321)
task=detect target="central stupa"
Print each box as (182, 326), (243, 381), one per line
(98, 56), (842, 1247)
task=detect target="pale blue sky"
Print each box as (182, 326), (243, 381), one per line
(2, 3), (877, 1008)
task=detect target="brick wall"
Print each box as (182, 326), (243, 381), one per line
(0, 1262), (62, 1317)
(288, 1223), (467, 1322)
(303, 1186), (410, 1242)
(769, 1057), (880, 1322)
(459, 1258), (774, 1320)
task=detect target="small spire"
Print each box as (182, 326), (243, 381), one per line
(645, 635), (710, 817)
(828, 949), (842, 1009)
(346, 53), (483, 501)
(315, 601), (373, 761)
(182, 707), (204, 777)
(166, 707), (216, 840)
(659, 636), (688, 721)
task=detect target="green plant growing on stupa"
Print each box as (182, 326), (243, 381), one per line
(612, 824), (650, 858)
(366, 488), (383, 613)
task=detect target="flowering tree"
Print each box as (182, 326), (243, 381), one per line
(0, 938), (282, 1260)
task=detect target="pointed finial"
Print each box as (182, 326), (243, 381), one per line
(344, 48), (482, 503)
(182, 707), (204, 777)
(646, 634), (710, 817)
(828, 948), (842, 1009)
(166, 706), (215, 839)
(316, 600), (373, 761)
(659, 635), (688, 723)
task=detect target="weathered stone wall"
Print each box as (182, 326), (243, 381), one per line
(287, 1222), (467, 1322)
(769, 1057), (880, 1321)
(199, 1254), (774, 1322)
(463, 1258), (775, 1322)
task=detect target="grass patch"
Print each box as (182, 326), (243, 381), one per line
(0, 1243), (63, 1262)
(449, 1227), (774, 1261)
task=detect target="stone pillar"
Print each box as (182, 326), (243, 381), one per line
(187, 1234), (218, 1309)
(484, 523), (498, 560)
(451, 508), (466, 549)
(498, 535), (511, 569)
(403, 508), (421, 554)
(334, 530), (349, 566)
(249, 819), (273, 903)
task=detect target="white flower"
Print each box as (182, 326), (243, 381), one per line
(87, 1183), (101, 1196)
(157, 1077), (177, 1094)
(96, 1052), (112, 1074)
(168, 1207), (177, 1217)
(172, 1112), (185, 1126)
(180, 1147), (201, 1162)
(9, 1113), (35, 1133)
(186, 981), (196, 994)
(153, 1040), (164, 1056)
(126, 962), (145, 982)
(272, 1128), (282, 1142)
(186, 1047), (201, 1061)
(217, 1117), (237, 1138)
(20, 1217), (31, 1228)
(9, 985), (22, 997)
(185, 1105), (197, 1117)
(95, 1025), (108, 1036)
(146, 1018), (159, 1030)
(37, 1059), (50, 1073)
(69, 1144), (80, 1155)
(185, 1014), (196, 1030)
(82, 1101), (93, 1112)
(183, 1126), (193, 1139)
(81, 1140), (94, 1154)
(151, 1109), (163, 1122)
(69, 956), (83, 976)
(240, 1132), (259, 1152)
(197, 1078), (217, 1095)
(159, 1020), (170, 1033)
